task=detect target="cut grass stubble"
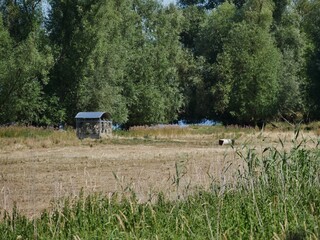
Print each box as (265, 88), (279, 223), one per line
(0, 126), (319, 239)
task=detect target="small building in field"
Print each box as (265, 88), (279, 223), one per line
(75, 112), (112, 139)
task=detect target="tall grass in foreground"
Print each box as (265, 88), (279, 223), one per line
(0, 136), (320, 239)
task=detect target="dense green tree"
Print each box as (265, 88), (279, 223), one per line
(0, 16), (53, 124)
(186, 0), (311, 125)
(206, 1), (282, 125)
(123, 2), (184, 126)
(47, 0), (97, 123)
(0, 0), (54, 125)
(0, 0), (42, 42)
(47, 0), (184, 126)
(179, 5), (206, 50)
(214, 25), (281, 124)
(2, 0), (320, 126)
(47, 0), (129, 124)
(177, 52), (213, 121)
(197, 2), (236, 63)
(74, 0), (133, 123)
(271, 1), (308, 121)
(303, 0), (320, 119)
(177, 2), (233, 121)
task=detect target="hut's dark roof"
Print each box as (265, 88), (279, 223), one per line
(75, 112), (106, 119)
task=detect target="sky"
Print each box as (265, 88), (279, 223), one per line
(162, 0), (177, 5)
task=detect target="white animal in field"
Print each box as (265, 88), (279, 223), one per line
(219, 139), (235, 145)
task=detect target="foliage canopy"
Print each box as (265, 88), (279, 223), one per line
(1, 0), (320, 126)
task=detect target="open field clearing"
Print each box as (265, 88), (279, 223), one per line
(0, 126), (319, 218)
(1, 142), (236, 218)
(0, 126), (320, 239)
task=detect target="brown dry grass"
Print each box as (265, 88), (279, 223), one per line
(0, 126), (319, 218)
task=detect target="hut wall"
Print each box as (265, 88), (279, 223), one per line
(76, 119), (112, 139)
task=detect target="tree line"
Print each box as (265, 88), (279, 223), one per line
(0, 0), (320, 127)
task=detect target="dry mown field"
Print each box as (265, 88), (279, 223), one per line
(0, 126), (319, 218)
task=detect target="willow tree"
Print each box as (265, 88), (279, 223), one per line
(47, 0), (184, 126)
(47, 0), (130, 123)
(0, 0), (53, 125)
(123, 1), (184, 126)
(303, 0), (320, 119)
(212, 0), (281, 125)
(270, 0), (308, 121)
